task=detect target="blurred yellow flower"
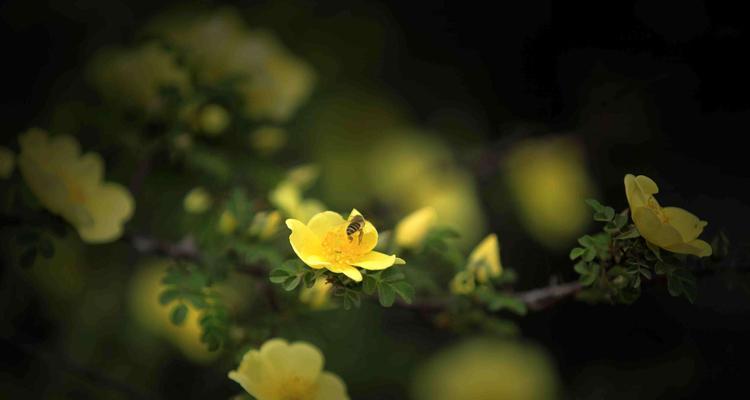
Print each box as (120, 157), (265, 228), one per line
(270, 165), (325, 223)
(218, 210), (238, 235)
(183, 187), (212, 214)
(18, 129), (134, 243)
(0, 146), (15, 178)
(412, 339), (559, 400)
(229, 338), (349, 400)
(149, 9), (314, 122)
(394, 207), (437, 249)
(467, 233), (502, 283)
(285, 209), (404, 282)
(624, 174), (712, 257)
(249, 210), (282, 240)
(88, 42), (190, 114)
(250, 126), (288, 155)
(199, 104), (231, 136)
(504, 136), (594, 248)
(299, 277), (333, 310)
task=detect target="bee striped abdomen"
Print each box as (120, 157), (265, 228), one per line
(346, 215), (365, 243)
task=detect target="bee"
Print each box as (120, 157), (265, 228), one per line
(346, 214), (366, 244)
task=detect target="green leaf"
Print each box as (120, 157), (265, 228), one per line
(585, 198), (605, 212)
(582, 247), (597, 262)
(575, 262), (600, 286)
(171, 304), (188, 325)
(593, 207), (615, 222)
(282, 275), (302, 291)
(391, 281), (415, 304)
(159, 289), (180, 305)
(487, 295), (527, 315)
(613, 211), (629, 229)
(362, 275), (377, 295)
(569, 247), (586, 260)
(381, 269), (405, 283)
(378, 283), (396, 307)
(269, 268), (290, 283)
(615, 227), (641, 240)
(667, 268), (696, 303)
(184, 292), (208, 309)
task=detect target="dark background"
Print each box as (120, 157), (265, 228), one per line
(2, 0), (749, 398)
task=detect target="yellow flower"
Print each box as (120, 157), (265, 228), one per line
(229, 338), (349, 400)
(0, 145), (15, 178)
(504, 136), (595, 249)
(199, 104), (231, 136)
(394, 207), (437, 249)
(18, 129), (134, 243)
(183, 187), (212, 214)
(88, 42), (190, 114)
(249, 210), (282, 240)
(467, 234), (502, 283)
(148, 9), (314, 122)
(412, 339), (559, 400)
(250, 126), (287, 155)
(270, 165), (325, 223)
(299, 277), (333, 310)
(285, 209), (404, 282)
(624, 174), (712, 257)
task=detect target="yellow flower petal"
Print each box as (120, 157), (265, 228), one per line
(467, 233), (502, 282)
(286, 219), (329, 268)
(327, 264), (363, 282)
(262, 339), (324, 385)
(349, 251), (397, 271)
(662, 207), (707, 242)
(307, 211), (347, 237)
(78, 183), (135, 243)
(395, 257), (406, 265)
(665, 239), (713, 257)
(394, 207), (437, 249)
(228, 349), (276, 399)
(624, 174), (659, 209)
(631, 206), (683, 248)
(316, 372), (349, 400)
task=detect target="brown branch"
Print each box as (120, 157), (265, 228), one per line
(515, 281), (583, 311)
(126, 235), (582, 314)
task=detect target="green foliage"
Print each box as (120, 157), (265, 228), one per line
(270, 259), (320, 291)
(572, 199), (701, 304)
(160, 263), (230, 350)
(364, 268), (415, 307)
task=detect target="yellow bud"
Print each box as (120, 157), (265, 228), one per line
(250, 126), (287, 155)
(249, 210), (282, 240)
(450, 270), (476, 295)
(199, 104), (231, 136)
(183, 187), (212, 214)
(218, 210), (238, 234)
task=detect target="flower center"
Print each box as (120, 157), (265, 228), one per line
(646, 197), (669, 223)
(320, 224), (365, 264)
